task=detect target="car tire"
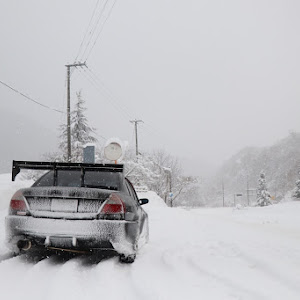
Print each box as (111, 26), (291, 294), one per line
(119, 253), (136, 263)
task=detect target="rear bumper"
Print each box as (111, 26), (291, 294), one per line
(5, 215), (139, 255)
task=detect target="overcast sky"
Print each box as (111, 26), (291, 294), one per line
(1, 0), (300, 175)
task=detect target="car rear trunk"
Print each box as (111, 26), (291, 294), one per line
(22, 187), (112, 220)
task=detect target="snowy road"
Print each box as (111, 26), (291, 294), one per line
(1, 174), (300, 300)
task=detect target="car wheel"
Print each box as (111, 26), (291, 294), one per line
(119, 253), (136, 263)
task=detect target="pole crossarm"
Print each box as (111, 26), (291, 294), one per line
(65, 62), (87, 68)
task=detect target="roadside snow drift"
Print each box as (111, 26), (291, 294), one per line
(1, 174), (300, 300)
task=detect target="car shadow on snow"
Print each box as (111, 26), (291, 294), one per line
(78, 250), (118, 266)
(13, 249), (119, 266)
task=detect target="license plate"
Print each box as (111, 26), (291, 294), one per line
(51, 199), (78, 212)
(50, 237), (73, 248)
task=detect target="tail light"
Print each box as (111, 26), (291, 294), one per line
(9, 191), (29, 216)
(99, 193), (126, 219)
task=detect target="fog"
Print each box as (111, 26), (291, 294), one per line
(1, 0), (299, 175)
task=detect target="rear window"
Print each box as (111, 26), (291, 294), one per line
(33, 170), (120, 190)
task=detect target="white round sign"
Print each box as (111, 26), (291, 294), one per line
(104, 142), (123, 161)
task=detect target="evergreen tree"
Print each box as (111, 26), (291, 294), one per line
(58, 91), (97, 162)
(58, 123), (69, 161)
(71, 91), (97, 162)
(256, 171), (272, 206)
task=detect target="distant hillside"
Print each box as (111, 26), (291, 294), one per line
(211, 132), (300, 204)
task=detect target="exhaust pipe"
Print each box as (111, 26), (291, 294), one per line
(17, 239), (32, 251)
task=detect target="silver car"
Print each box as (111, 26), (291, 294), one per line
(5, 161), (149, 263)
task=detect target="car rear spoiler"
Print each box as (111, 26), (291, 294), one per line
(12, 160), (124, 181)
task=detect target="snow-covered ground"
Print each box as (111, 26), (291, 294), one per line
(1, 174), (300, 300)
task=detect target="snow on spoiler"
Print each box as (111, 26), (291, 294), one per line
(12, 160), (124, 181)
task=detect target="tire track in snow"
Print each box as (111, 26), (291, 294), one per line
(191, 213), (300, 300)
(130, 243), (240, 300)
(0, 253), (99, 300)
(128, 246), (194, 300)
(185, 248), (269, 300)
(235, 249), (300, 299)
(155, 241), (266, 300)
(218, 212), (300, 298)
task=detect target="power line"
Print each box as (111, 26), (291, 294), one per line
(95, 132), (107, 141)
(78, 0), (110, 62)
(72, 0), (167, 148)
(86, 66), (133, 119)
(84, 68), (171, 148)
(75, 0), (117, 62)
(72, 1), (168, 151)
(79, 0), (109, 61)
(75, 0), (101, 62)
(85, 68), (163, 139)
(78, 66), (174, 153)
(85, 0), (117, 61)
(76, 66), (134, 122)
(78, 66), (165, 144)
(0, 79), (64, 114)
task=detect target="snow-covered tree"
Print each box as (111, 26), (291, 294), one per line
(58, 123), (69, 161)
(71, 91), (97, 162)
(293, 180), (300, 198)
(124, 154), (161, 191)
(123, 149), (192, 206)
(58, 91), (97, 162)
(256, 171), (272, 206)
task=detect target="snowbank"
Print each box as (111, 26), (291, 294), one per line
(137, 191), (167, 209)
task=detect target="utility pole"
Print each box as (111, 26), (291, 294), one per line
(130, 119), (143, 160)
(65, 62), (86, 162)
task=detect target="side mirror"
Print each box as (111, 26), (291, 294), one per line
(139, 198), (149, 205)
